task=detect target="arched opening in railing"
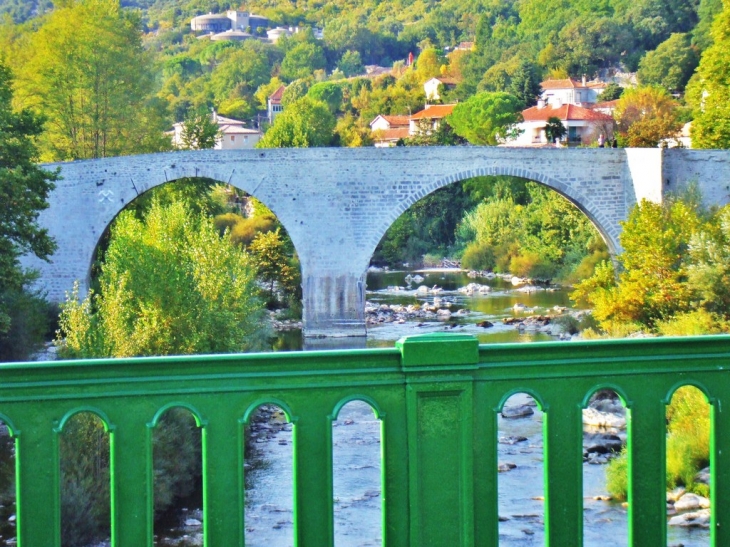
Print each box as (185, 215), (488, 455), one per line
(151, 405), (204, 544)
(332, 398), (383, 546)
(243, 403), (294, 547)
(497, 391), (545, 544)
(58, 410), (112, 547)
(665, 384), (711, 546)
(582, 387), (628, 545)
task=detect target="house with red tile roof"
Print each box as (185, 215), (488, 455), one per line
(170, 111), (261, 150)
(540, 77), (610, 106)
(370, 115), (411, 147)
(506, 102), (613, 146)
(408, 104), (456, 135)
(267, 85), (286, 124)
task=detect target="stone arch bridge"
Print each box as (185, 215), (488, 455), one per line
(23, 147), (730, 340)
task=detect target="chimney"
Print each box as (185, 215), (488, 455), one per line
(582, 75), (586, 86)
(537, 99), (546, 109)
(552, 98), (562, 109)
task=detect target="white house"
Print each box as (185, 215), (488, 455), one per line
(191, 11), (267, 33)
(540, 78), (609, 107)
(408, 104), (456, 135)
(424, 77), (458, 101)
(507, 101), (613, 146)
(267, 85), (286, 124)
(171, 112), (261, 150)
(369, 115), (411, 147)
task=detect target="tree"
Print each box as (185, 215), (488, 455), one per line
(572, 198), (701, 333)
(57, 200), (269, 358)
(307, 81), (344, 114)
(544, 117), (567, 143)
(0, 62), (57, 349)
(447, 92), (523, 145)
(248, 228), (300, 306)
(179, 110), (220, 150)
(614, 85), (682, 147)
(637, 33), (699, 93)
(509, 60), (543, 107)
(686, 0), (730, 148)
(280, 42), (326, 82)
(337, 50), (364, 77)
(16, 0), (168, 160)
(257, 97), (335, 148)
(600, 83), (624, 101)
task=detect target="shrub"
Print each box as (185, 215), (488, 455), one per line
(213, 212), (245, 235)
(656, 309), (728, 336)
(230, 216), (276, 247)
(605, 449), (629, 500)
(666, 386), (710, 492)
(509, 250), (554, 278)
(461, 242), (495, 271)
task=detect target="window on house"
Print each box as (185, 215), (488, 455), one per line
(231, 135), (235, 141)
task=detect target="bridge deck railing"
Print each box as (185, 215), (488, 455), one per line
(2, 333), (730, 546)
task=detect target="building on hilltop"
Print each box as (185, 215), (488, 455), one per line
(170, 112), (261, 150)
(191, 11), (269, 34)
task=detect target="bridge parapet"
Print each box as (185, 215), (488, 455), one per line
(1, 334), (730, 545)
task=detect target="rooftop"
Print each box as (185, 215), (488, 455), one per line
(409, 104), (456, 120)
(522, 103), (613, 122)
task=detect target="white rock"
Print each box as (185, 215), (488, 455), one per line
(674, 493), (710, 511)
(668, 508), (710, 528)
(582, 408), (627, 429)
(185, 518), (202, 527)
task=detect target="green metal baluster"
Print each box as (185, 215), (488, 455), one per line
(15, 405), (60, 547)
(109, 411), (153, 547)
(473, 383), (499, 547)
(202, 405), (244, 547)
(627, 385), (667, 546)
(543, 394), (584, 547)
(382, 395), (409, 547)
(293, 400), (334, 547)
(711, 383), (730, 547)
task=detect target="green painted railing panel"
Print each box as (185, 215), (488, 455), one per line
(1, 333), (730, 545)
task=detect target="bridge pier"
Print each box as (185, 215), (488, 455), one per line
(301, 272), (367, 340)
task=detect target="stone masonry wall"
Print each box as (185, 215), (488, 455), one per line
(22, 147), (729, 338)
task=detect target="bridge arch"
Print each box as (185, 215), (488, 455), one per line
(368, 165), (621, 267)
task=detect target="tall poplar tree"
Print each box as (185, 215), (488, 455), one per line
(16, 0), (168, 160)
(0, 62), (57, 354)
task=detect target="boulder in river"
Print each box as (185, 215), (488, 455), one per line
(501, 404), (534, 419)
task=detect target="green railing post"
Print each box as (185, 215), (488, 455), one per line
(109, 410), (153, 547)
(15, 405), (61, 547)
(473, 383), (500, 547)
(627, 383), (667, 546)
(292, 398), (334, 547)
(543, 394), (584, 547)
(712, 383), (730, 546)
(202, 404), (244, 547)
(398, 334), (479, 547)
(381, 396), (410, 547)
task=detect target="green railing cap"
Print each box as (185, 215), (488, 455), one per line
(396, 333), (480, 367)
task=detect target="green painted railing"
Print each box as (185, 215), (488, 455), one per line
(2, 333), (730, 546)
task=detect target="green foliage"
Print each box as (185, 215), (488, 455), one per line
(0, 278), (56, 361)
(600, 82), (624, 101)
(257, 96), (335, 147)
(16, 0), (169, 160)
(544, 116), (567, 143)
(0, 61), (57, 342)
(57, 200), (269, 358)
(230, 215), (277, 247)
(460, 241), (496, 271)
(307, 81), (344, 114)
(605, 449), (629, 500)
(280, 41), (326, 82)
(281, 78), (311, 107)
(248, 228), (301, 307)
(614, 85), (682, 147)
(666, 386), (711, 491)
(337, 50), (364, 77)
(447, 92), (523, 145)
(686, 0), (730, 149)
(179, 109), (221, 149)
(637, 33), (699, 92)
(508, 60), (543, 108)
